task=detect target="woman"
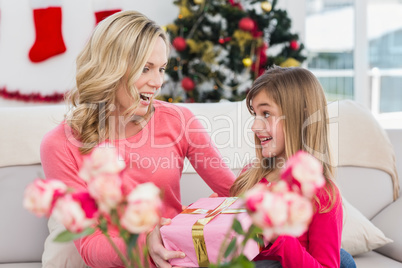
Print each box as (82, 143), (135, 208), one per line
(40, 10), (235, 268)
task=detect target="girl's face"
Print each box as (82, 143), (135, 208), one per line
(251, 90), (286, 160)
(116, 37), (167, 116)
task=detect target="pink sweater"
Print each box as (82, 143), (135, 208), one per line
(254, 186), (343, 268)
(40, 100), (236, 267)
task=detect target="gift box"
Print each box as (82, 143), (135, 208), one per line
(160, 197), (262, 267)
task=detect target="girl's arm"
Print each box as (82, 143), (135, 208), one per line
(257, 188), (343, 268)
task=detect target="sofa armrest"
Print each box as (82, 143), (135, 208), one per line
(371, 196), (402, 262)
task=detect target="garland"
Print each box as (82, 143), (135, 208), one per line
(0, 87), (65, 103)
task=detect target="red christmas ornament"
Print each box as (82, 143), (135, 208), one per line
(219, 37), (232, 44)
(181, 77), (195, 91)
(172, 37), (187, 51)
(239, 17), (255, 32)
(289, 40), (299, 51)
(228, 0), (243, 10)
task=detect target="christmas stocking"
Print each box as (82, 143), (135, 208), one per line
(93, 0), (122, 25)
(29, 0), (66, 63)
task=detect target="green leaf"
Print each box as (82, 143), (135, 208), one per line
(98, 217), (108, 233)
(237, 254), (255, 268)
(253, 235), (264, 245)
(126, 234), (139, 258)
(128, 234), (139, 249)
(110, 209), (120, 226)
(224, 238), (237, 258)
(53, 227), (95, 242)
(232, 218), (244, 235)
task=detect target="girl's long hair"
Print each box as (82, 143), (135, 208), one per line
(230, 66), (337, 212)
(65, 10), (169, 154)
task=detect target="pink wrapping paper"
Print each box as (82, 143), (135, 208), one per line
(160, 197), (261, 267)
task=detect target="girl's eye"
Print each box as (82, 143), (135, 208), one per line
(159, 68), (166, 73)
(263, 112), (270, 118)
(142, 67), (150, 73)
(250, 107), (256, 116)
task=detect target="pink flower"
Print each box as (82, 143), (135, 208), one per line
(269, 180), (291, 193)
(120, 183), (162, 234)
(52, 192), (98, 233)
(274, 192), (313, 237)
(281, 151), (325, 198)
(259, 192), (288, 228)
(244, 184), (265, 212)
(87, 173), (123, 214)
(245, 184), (288, 230)
(23, 179), (67, 217)
(244, 182), (314, 240)
(79, 144), (125, 183)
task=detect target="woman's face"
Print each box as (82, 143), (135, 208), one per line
(251, 90), (286, 160)
(116, 37), (167, 116)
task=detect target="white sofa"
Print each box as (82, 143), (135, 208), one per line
(0, 100), (401, 267)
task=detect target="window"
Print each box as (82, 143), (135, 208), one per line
(305, 0), (402, 113)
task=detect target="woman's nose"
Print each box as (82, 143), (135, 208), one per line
(149, 72), (164, 89)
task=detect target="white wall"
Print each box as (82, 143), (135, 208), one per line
(0, 0), (302, 107)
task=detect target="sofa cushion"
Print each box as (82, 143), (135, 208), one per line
(372, 197), (402, 262)
(336, 166), (394, 220)
(354, 251), (402, 268)
(386, 129), (402, 197)
(42, 216), (88, 268)
(341, 197), (392, 256)
(0, 264), (42, 268)
(0, 105), (66, 167)
(0, 165), (48, 263)
(329, 100), (399, 200)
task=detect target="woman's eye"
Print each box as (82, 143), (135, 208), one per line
(159, 68), (166, 73)
(264, 112), (270, 118)
(142, 67), (150, 73)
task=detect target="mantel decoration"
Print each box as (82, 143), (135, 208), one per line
(160, 0), (306, 103)
(23, 143), (323, 267)
(0, 0), (122, 103)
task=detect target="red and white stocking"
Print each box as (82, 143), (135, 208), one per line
(93, 0), (122, 25)
(28, 0), (66, 63)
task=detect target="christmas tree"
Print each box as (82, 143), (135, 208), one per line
(159, 0), (306, 103)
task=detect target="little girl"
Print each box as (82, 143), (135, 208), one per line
(230, 66), (343, 267)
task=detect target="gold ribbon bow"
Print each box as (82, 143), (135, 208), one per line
(181, 197), (245, 267)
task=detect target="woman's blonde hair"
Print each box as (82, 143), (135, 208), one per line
(66, 10), (169, 154)
(230, 66), (337, 211)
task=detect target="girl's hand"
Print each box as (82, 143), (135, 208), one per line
(269, 234), (279, 244)
(147, 217), (186, 268)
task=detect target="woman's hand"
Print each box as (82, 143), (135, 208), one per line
(209, 192), (218, 198)
(147, 218), (185, 268)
